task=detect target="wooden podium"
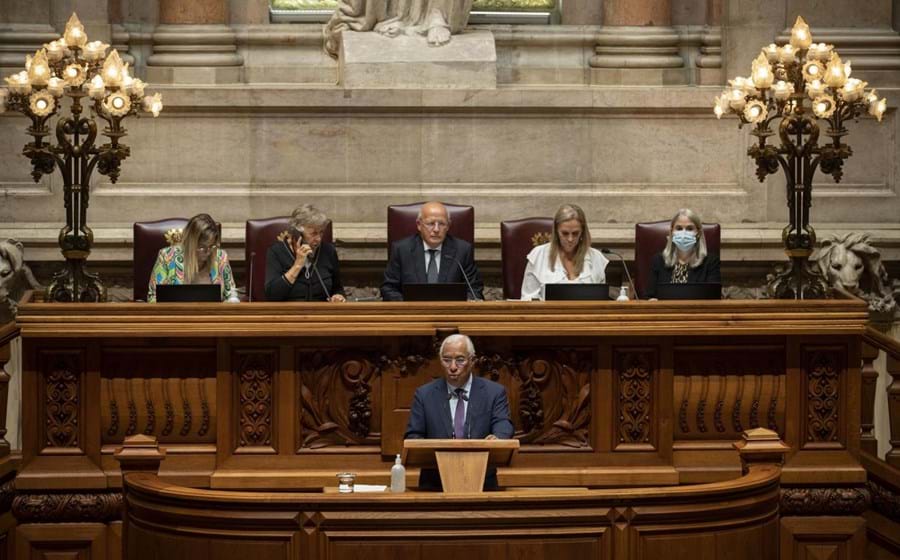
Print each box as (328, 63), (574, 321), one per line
(402, 439), (520, 493)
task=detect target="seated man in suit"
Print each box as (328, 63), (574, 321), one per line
(405, 334), (514, 490)
(381, 201), (484, 301)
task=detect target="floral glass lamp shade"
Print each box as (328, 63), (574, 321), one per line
(1, 13), (163, 302)
(713, 16), (887, 299)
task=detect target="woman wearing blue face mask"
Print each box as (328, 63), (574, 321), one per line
(646, 209), (721, 300)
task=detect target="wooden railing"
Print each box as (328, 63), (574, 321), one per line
(860, 326), (900, 557)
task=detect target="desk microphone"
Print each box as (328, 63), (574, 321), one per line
(247, 251), (256, 302)
(601, 248), (639, 300)
(447, 256), (482, 302)
(447, 390), (469, 402)
(312, 259), (331, 301)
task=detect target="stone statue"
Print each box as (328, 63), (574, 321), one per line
(324, 0), (474, 57)
(0, 239), (42, 324)
(812, 232), (896, 315)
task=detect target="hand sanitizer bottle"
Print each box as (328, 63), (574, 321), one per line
(616, 285), (630, 302)
(390, 454), (406, 493)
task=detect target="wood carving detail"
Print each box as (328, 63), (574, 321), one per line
(780, 487), (869, 516)
(615, 349), (654, 445)
(804, 347), (843, 444)
(869, 479), (900, 521)
(674, 347), (785, 440)
(513, 350), (592, 448)
(237, 351), (276, 448)
(102, 377), (215, 443)
(42, 352), (81, 449)
(299, 351), (382, 449)
(12, 492), (123, 523)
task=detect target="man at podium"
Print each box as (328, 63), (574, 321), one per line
(405, 334), (514, 490)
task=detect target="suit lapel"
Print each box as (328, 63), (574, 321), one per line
(438, 237), (457, 283)
(412, 237), (427, 283)
(435, 379), (454, 438)
(464, 376), (484, 438)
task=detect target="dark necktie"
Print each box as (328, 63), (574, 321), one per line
(453, 387), (466, 439)
(426, 249), (439, 283)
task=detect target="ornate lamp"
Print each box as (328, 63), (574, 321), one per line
(714, 16), (887, 299)
(1, 13), (163, 302)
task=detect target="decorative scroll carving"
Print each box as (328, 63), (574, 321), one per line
(102, 377), (216, 443)
(13, 492), (123, 523)
(236, 351), (276, 448)
(615, 349), (654, 446)
(43, 352), (81, 449)
(869, 479), (900, 521)
(299, 350), (382, 449)
(780, 487), (870, 516)
(513, 350), (592, 448)
(0, 477), (15, 513)
(804, 348), (843, 444)
(674, 347), (785, 440)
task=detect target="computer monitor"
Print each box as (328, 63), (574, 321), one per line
(655, 283), (721, 300)
(155, 284), (222, 303)
(544, 283), (610, 301)
(402, 283), (468, 302)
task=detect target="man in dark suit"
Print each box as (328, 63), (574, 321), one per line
(405, 334), (514, 490)
(381, 201), (484, 301)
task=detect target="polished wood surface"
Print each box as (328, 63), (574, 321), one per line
(403, 439), (519, 493)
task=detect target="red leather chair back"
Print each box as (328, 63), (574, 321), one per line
(245, 216), (333, 302)
(386, 202), (475, 258)
(634, 220), (721, 299)
(500, 217), (554, 300)
(133, 218), (190, 301)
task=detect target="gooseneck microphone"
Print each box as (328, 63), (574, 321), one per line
(601, 248), (639, 300)
(312, 259), (331, 301)
(247, 251), (256, 302)
(447, 256), (482, 302)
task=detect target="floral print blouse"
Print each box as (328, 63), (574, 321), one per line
(147, 245), (237, 303)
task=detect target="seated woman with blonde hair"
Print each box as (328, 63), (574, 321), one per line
(265, 204), (346, 302)
(520, 203), (608, 301)
(147, 213), (238, 303)
(646, 208), (721, 300)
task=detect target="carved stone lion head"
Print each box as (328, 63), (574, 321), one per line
(0, 238), (42, 324)
(813, 232), (896, 314)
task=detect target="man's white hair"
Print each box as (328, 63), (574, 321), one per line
(440, 334), (475, 356)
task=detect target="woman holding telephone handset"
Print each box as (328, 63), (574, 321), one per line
(264, 205), (346, 302)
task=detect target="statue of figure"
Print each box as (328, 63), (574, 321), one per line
(324, 0), (474, 58)
(0, 239), (42, 324)
(812, 232), (896, 315)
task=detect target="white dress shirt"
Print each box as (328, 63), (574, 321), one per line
(447, 373), (473, 426)
(423, 240), (441, 275)
(520, 243), (609, 301)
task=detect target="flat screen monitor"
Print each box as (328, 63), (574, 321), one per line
(402, 283), (468, 302)
(655, 283), (722, 300)
(544, 283), (610, 301)
(155, 284), (222, 303)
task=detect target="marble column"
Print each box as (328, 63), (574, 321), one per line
(0, 0), (58, 78)
(775, 0), (900, 86)
(590, 0), (686, 85)
(696, 0), (723, 85)
(147, 0), (243, 84)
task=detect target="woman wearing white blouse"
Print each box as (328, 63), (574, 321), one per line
(520, 204), (609, 301)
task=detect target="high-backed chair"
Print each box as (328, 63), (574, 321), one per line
(386, 202), (475, 258)
(633, 221), (721, 299)
(244, 216), (333, 302)
(133, 218), (222, 301)
(500, 217), (554, 300)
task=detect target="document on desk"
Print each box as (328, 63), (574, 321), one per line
(352, 484), (388, 492)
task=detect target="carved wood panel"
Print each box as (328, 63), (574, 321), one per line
(297, 350), (383, 450)
(613, 347), (657, 451)
(100, 348), (217, 444)
(801, 345), (846, 449)
(234, 349), (277, 453)
(673, 346), (786, 440)
(38, 349), (85, 453)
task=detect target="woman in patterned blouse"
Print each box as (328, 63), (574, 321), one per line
(646, 209), (720, 300)
(147, 213), (238, 303)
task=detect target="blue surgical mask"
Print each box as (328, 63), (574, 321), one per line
(672, 230), (698, 251)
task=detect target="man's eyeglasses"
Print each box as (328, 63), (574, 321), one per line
(440, 356), (469, 367)
(421, 220), (449, 231)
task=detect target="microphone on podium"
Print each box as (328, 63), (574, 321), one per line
(247, 251), (256, 302)
(601, 248), (639, 300)
(447, 256), (482, 302)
